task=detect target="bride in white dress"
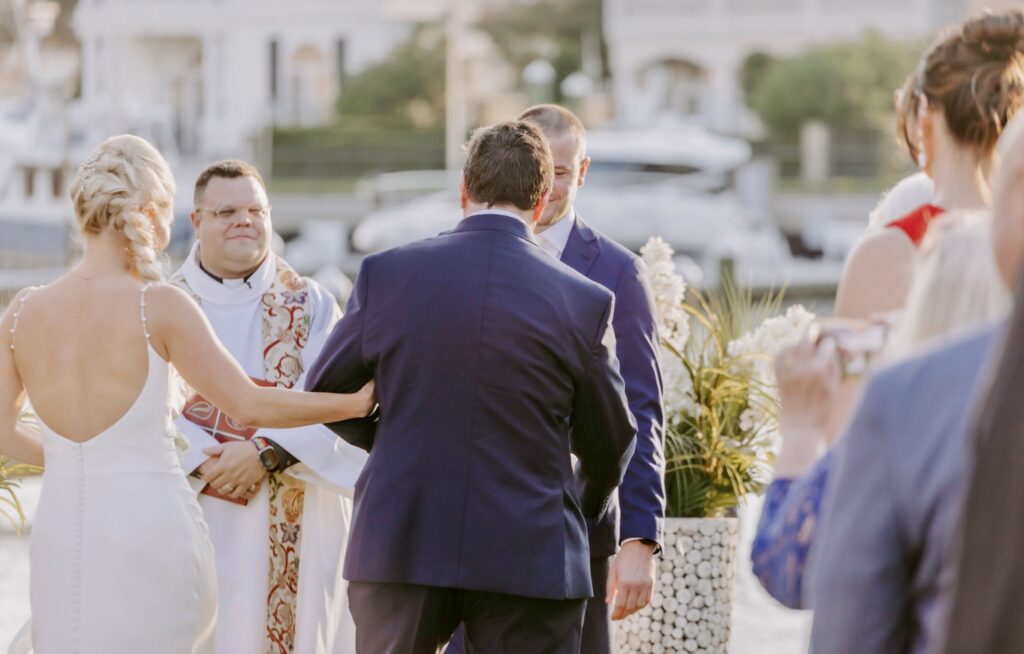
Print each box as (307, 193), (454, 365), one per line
(0, 135), (374, 654)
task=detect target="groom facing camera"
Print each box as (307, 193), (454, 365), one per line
(522, 104), (666, 651)
(306, 121), (638, 653)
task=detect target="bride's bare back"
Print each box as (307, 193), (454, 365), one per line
(12, 275), (157, 443)
(6, 273), (372, 443)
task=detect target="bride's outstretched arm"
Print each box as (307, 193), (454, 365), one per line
(146, 285), (375, 428)
(0, 292), (44, 467)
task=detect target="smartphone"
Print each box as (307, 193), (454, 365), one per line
(809, 318), (890, 378)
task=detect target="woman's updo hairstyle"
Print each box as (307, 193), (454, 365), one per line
(69, 135), (176, 282)
(899, 9), (1024, 160)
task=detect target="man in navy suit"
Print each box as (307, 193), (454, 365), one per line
(522, 104), (666, 653)
(446, 105), (666, 654)
(306, 121), (637, 653)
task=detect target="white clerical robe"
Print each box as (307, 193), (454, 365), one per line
(174, 246), (366, 654)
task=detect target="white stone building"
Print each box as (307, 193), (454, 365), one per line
(72, 0), (412, 162)
(603, 0), (1013, 134)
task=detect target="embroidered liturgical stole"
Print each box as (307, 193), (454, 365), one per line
(174, 257), (312, 654)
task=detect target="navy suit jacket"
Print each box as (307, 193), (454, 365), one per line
(562, 216), (666, 558)
(306, 213), (637, 600)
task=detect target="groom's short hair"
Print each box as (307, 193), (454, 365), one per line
(463, 121), (553, 211)
(518, 104), (587, 158)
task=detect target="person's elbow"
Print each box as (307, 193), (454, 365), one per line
(574, 448), (632, 521)
(587, 429), (637, 500)
(613, 410), (639, 481)
(0, 427), (18, 461)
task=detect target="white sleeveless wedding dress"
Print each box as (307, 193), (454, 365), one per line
(13, 286), (218, 653)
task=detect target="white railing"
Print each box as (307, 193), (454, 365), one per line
(607, 0), (925, 35)
(617, 0), (915, 16)
(77, 0), (367, 6)
(74, 0), (380, 34)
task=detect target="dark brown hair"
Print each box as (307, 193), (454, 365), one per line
(193, 159), (267, 207)
(463, 121), (553, 211)
(899, 9), (1024, 160)
(518, 104), (587, 155)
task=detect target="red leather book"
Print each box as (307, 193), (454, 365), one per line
(182, 377), (274, 506)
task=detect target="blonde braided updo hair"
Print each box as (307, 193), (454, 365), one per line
(70, 135), (176, 282)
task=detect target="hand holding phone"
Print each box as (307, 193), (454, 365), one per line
(808, 318), (890, 378)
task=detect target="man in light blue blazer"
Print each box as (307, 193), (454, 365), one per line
(807, 113), (1024, 653)
(808, 324), (1001, 653)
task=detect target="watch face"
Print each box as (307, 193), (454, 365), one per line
(260, 448), (280, 471)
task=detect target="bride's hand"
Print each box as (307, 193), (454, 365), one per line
(349, 379), (376, 418)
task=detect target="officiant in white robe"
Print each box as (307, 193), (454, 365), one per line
(172, 161), (366, 654)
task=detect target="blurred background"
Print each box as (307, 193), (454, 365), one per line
(4, 0), (1021, 308)
(1, 1), (1022, 650)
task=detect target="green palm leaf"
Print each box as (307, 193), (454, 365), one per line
(1, 413), (43, 532)
(662, 281), (785, 518)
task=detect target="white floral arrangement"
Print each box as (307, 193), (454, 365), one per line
(640, 237), (814, 517)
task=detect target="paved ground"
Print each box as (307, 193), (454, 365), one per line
(731, 499), (812, 653)
(0, 479), (810, 652)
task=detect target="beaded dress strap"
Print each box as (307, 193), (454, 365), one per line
(8, 287), (36, 352)
(140, 283), (155, 348)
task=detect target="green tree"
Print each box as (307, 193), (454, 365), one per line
(738, 51), (776, 104)
(337, 26), (446, 129)
(476, 0), (606, 99)
(744, 32), (921, 138)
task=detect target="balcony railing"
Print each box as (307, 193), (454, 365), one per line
(607, 0), (925, 35)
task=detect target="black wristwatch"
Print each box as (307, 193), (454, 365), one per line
(252, 436), (281, 473)
(638, 538), (662, 555)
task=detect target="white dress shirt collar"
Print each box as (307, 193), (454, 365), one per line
(536, 207), (576, 260)
(464, 208), (531, 226)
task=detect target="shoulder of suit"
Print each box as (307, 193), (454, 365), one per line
(561, 266), (615, 308)
(866, 322), (1001, 408)
(354, 248), (402, 276)
(583, 223), (643, 284)
(591, 227), (638, 263)
(371, 231), (449, 260)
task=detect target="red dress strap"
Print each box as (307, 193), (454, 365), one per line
(886, 204), (945, 247)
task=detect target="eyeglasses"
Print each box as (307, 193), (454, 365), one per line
(196, 204), (271, 221)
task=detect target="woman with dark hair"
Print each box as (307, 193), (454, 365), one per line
(837, 9), (1024, 319)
